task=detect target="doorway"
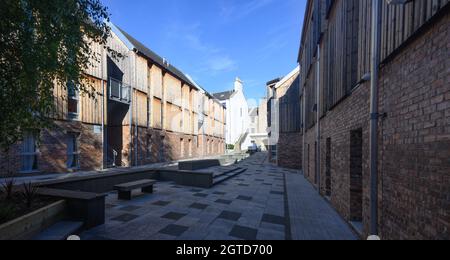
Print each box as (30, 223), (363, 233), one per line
(325, 138), (332, 197)
(350, 129), (363, 222)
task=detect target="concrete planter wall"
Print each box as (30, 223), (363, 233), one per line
(159, 170), (214, 188)
(0, 200), (66, 240)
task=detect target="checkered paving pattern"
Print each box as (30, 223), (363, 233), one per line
(80, 153), (355, 240)
(81, 153), (294, 240)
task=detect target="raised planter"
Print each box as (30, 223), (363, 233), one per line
(159, 170), (214, 188)
(178, 159), (221, 171)
(0, 200), (66, 240)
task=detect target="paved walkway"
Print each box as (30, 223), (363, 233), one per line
(79, 153), (357, 240)
(286, 174), (357, 240)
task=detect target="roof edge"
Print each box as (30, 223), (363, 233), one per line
(275, 66), (300, 89)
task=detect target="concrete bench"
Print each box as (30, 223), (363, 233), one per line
(37, 188), (107, 229)
(114, 179), (156, 200)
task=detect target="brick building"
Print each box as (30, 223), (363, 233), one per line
(0, 24), (226, 176)
(296, 0), (449, 239)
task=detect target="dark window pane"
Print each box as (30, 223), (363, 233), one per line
(68, 99), (78, 114)
(68, 82), (77, 98)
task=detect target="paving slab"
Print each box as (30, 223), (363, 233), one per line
(79, 153), (358, 240)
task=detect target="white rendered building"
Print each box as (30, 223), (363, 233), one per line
(213, 78), (250, 150)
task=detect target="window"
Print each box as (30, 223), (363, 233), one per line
(180, 138), (184, 158)
(188, 139), (192, 157)
(21, 133), (38, 172)
(67, 82), (80, 120)
(146, 135), (152, 159)
(350, 129), (363, 222)
(159, 136), (165, 162)
(67, 133), (80, 169)
(325, 138), (332, 197)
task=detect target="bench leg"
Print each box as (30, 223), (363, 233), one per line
(118, 191), (132, 200)
(142, 185), (153, 194)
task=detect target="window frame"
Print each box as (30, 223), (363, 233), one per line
(67, 132), (80, 170)
(20, 133), (39, 173)
(67, 82), (80, 121)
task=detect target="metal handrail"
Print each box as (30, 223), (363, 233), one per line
(112, 149), (118, 167)
(109, 77), (131, 104)
(106, 147), (120, 168)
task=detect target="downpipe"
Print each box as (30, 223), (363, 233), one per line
(316, 46), (321, 194)
(369, 0), (382, 237)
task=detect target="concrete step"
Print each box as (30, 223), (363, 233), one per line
(33, 221), (84, 240)
(213, 167), (242, 178)
(213, 168), (247, 186)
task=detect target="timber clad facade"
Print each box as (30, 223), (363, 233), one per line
(0, 25), (226, 176)
(267, 67), (303, 169)
(296, 0), (450, 239)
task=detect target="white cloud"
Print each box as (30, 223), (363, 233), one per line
(181, 28), (238, 74)
(220, 0), (274, 22)
(207, 56), (238, 73)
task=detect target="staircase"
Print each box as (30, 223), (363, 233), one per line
(212, 167), (247, 186)
(234, 131), (249, 152)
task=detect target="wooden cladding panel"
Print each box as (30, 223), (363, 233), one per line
(52, 77), (105, 125)
(300, 0), (449, 119)
(80, 79), (102, 125)
(107, 34), (133, 86)
(164, 74), (182, 107)
(191, 89), (199, 114)
(152, 98), (162, 129)
(135, 56), (148, 93)
(150, 65), (163, 99)
(52, 82), (68, 121)
(181, 85), (190, 110)
(379, 0), (450, 62)
(133, 91), (148, 127)
(305, 64), (317, 130)
(165, 102), (182, 132)
(279, 76), (301, 133)
(84, 40), (106, 80)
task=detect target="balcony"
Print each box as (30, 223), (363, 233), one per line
(109, 77), (131, 104)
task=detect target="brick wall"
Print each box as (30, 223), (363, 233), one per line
(0, 121), (103, 176)
(0, 145), (21, 176)
(133, 129), (224, 164)
(1, 122), (225, 177)
(304, 81), (371, 234)
(301, 12), (450, 240)
(378, 12), (450, 240)
(277, 132), (302, 169)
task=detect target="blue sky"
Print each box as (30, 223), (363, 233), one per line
(102, 0), (306, 105)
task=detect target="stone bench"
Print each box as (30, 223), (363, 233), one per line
(37, 188), (107, 229)
(114, 179), (156, 200)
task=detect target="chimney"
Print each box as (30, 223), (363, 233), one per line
(234, 77), (243, 92)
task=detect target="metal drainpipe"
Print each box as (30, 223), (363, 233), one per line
(129, 51), (134, 167)
(134, 50), (138, 167)
(369, 0), (382, 237)
(101, 46), (105, 170)
(316, 46), (321, 194)
(302, 80), (306, 176)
